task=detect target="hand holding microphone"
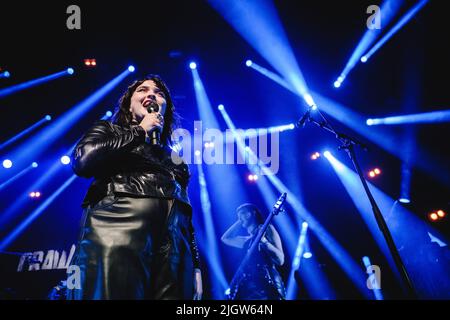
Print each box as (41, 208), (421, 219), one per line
(139, 101), (164, 145)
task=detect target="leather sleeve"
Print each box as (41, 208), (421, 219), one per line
(189, 219), (201, 269)
(72, 121), (146, 178)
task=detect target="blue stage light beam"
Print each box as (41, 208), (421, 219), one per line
(366, 109), (450, 125)
(287, 222), (336, 300)
(0, 174), (77, 250)
(0, 113), (113, 233)
(335, 0), (404, 87)
(0, 68), (74, 99)
(0, 162), (38, 191)
(258, 163), (372, 298)
(362, 0), (429, 63)
(248, 64), (450, 186)
(208, 0), (316, 107)
(190, 68), (221, 131)
(223, 123), (295, 143)
(0, 134), (88, 234)
(0, 115), (52, 151)
(1, 67), (133, 180)
(189, 70), (247, 205)
(400, 127), (415, 206)
(195, 156), (229, 298)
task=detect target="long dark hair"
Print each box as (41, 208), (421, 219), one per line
(112, 74), (179, 146)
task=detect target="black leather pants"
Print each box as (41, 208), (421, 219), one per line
(66, 195), (194, 300)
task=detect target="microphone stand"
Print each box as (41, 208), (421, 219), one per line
(296, 106), (416, 299)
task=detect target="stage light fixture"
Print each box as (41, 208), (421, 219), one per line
(84, 59), (97, 67)
(303, 252), (312, 259)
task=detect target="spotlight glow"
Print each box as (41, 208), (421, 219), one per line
(32, 162), (38, 168)
(302, 222), (308, 228)
(3, 159), (13, 169)
(399, 198), (411, 204)
(303, 93), (315, 107)
(311, 152), (321, 160)
(323, 151), (331, 158)
(374, 168), (381, 175)
(360, 56), (368, 63)
(60, 156), (71, 165)
(369, 171), (376, 178)
(303, 252), (312, 259)
(245, 59), (253, 67)
(45, 115), (52, 121)
(217, 104), (224, 111)
(29, 191), (41, 198)
(189, 62), (197, 70)
(334, 81), (341, 88)
(194, 150), (201, 157)
(366, 119), (374, 126)
(67, 68), (74, 75)
(105, 110), (113, 117)
(128, 65), (135, 72)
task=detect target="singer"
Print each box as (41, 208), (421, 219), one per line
(67, 75), (202, 300)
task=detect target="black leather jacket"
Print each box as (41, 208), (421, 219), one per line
(71, 120), (200, 268)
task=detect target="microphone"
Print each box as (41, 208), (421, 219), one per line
(296, 106), (313, 128)
(146, 102), (161, 146)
